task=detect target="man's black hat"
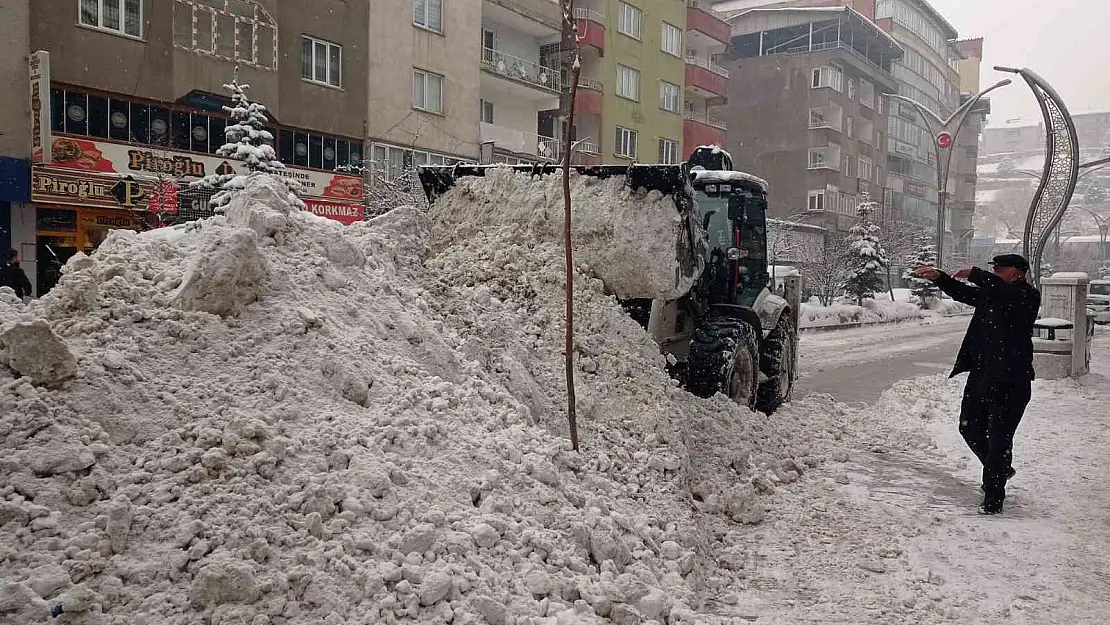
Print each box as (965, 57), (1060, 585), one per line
(989, 253), (1030, 273)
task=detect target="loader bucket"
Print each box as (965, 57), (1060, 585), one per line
(415, 162), (704, 302)
(416, 163), (692, 212)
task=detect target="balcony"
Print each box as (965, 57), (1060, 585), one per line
(685, 56), (729, 100)
(574, 8), (606, 54)
(574, 78), (603, 116)
(683, 110), (727, 149)
(481, 48), (562, 96)
(808, 105), (843, 132)
(686, 0), (730, 48)
(480, 121), (559, 161)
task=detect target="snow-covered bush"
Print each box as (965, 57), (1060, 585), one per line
(190, 72), (303, 211)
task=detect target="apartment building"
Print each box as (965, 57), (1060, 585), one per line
(0, 0), (33, 256)
(714, 6), (902, 234)
(0, 0), (371, 296)
(949, 37), (989, 265)
(872, 0), (962, 233)
(683, 1), (731, 158)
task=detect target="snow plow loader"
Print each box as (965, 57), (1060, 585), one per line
(417, 146), (802, 415)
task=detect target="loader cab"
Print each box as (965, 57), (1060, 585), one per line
(690, 171), (770, 308)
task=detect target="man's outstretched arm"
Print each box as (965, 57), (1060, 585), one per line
(912, 266), (982, 307)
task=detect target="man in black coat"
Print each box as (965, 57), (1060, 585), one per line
(913, 254), (1040, 515)
(0, 249), (33, 299)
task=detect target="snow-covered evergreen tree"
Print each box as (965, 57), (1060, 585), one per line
(843, 199), (890, 305)
(191, 70), (302, 210)
(902, 244), (941, 308)
(1099, 260), (1110, 280)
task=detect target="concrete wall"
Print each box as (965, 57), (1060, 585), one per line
(367, 0), (481, 159)
(0, 0), (31, 159)
(9, 203), (36, 294)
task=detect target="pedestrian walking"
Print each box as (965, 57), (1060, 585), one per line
(0, 249), (33, 300)
(912, 254), (1040, 515)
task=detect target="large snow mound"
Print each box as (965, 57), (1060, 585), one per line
(427, 167), (704, 301)
(0, 173), (852, 625)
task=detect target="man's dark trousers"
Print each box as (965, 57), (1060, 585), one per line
(959, 370), (1032, 500)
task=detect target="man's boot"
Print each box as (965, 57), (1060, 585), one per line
(979, 467), (1016, 493)
(978, 498), (1003, 515)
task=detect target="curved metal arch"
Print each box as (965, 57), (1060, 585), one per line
(996, 67), (1080, 285)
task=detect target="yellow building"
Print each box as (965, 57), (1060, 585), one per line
(572, 0), (730, 164)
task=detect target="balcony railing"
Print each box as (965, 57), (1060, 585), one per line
(537, 136), (561, 161)
(684, 109), (727, 130)
(684, 55), (729, 78)
(574, 139), (600, 155)
(481, 48), (562, 93)
(577, 77), (603, 91)
(573, 7), (604, 23)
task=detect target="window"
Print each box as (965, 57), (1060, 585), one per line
(808, 148), (830, 169)
(658, 138), (679, 164)
(617, 2), (642, 40)
(877, 95), (885, 115)
(859, 156), (874, 181)
(859, 79), (875, 109)
(172, 0), (277, 70)
(842, 155), (855, 178)
(659, 81), (680, 113)
(847, 78), (857, 101)
(372, 143), (463, 180)
(807, 190), (825, 212)
(615, 126), (637, 159)
(413, 0), (443, 32)
(661, 22), (681, 57)
(413, 69), (444, 113)
(810, 65), (843, 91)
(617, 65), (640, 101)
(302, 36), (342, 87)
(80, 0), (141, 37)
(846, 116), (854, 139)
(480, 99), (494, 124)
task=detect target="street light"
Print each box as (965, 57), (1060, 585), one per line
(884, 79), (1012, 268)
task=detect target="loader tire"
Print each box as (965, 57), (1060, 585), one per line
(684, 319), (759, 409)
(755, 314), (797, 416)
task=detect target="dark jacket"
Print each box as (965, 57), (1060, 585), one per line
(934, 267), (1040, 381)
(0, 261), (33, 299)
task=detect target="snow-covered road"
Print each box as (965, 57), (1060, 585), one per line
(795, 316), (971, 404)
(716, 333), (1110, 624)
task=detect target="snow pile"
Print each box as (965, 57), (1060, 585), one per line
(427, 167), (704, 301)
(0, 173), (851, 625)
(800, 299), (924, 328)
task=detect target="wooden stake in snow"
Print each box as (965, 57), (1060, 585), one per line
(561, 0), (582, 451)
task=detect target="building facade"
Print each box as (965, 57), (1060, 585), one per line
(948, 37), (988, 266)
(714, 5), (902, 235)
(1, 0), (372, 296)
(872, 0), (961, 236)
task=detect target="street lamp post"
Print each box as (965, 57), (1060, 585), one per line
(885, 79), (1012, 268)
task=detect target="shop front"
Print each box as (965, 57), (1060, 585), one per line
(29, 135), (365, 295)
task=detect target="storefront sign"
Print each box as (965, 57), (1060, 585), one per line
(29, 51), (51, 164)
(303, 199), (366, 226)
(47, 135), (363, 202)
(33, 171), (117, 206)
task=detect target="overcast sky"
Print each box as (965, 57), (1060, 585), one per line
(926, 0), (1109, 127)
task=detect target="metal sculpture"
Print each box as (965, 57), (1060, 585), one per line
(886, 79), (1011, 266)
(995, 67), (1080, 285)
